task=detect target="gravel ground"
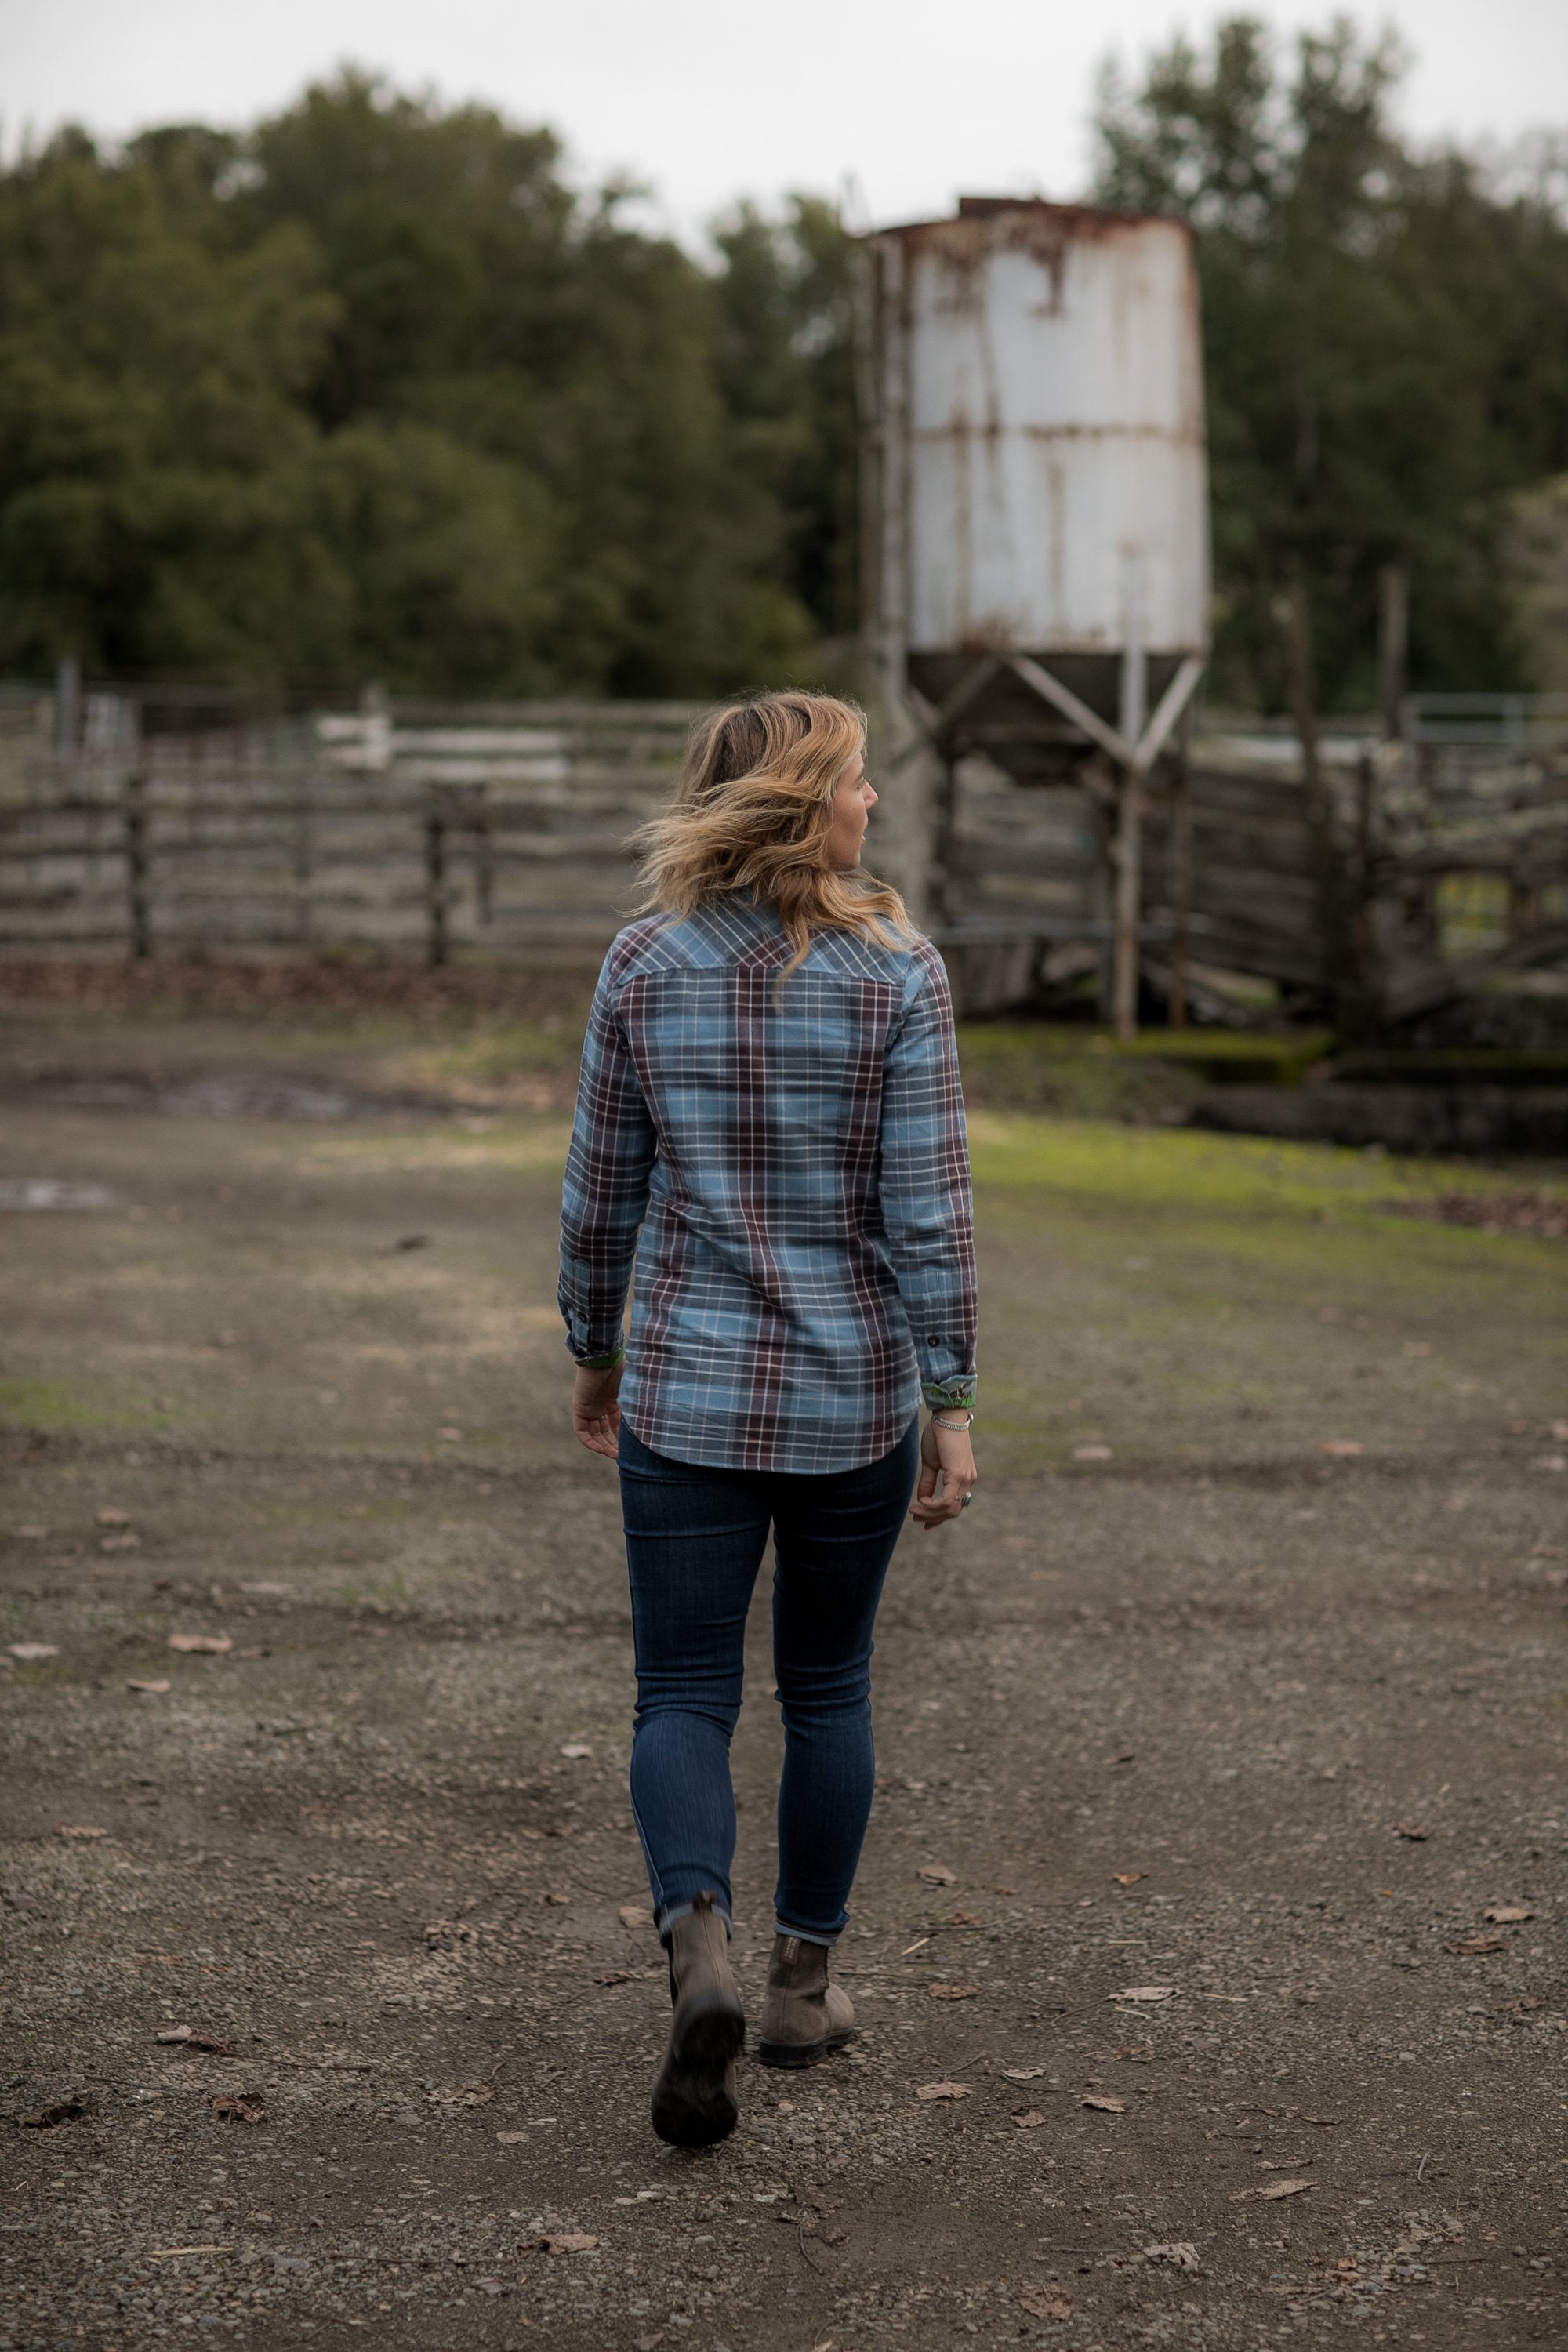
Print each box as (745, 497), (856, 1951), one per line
(2, 1033), (1566, 2351)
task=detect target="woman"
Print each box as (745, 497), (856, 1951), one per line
(558, 691), (977, 2149)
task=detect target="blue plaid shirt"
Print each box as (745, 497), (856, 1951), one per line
(558, 898), (978, 1473)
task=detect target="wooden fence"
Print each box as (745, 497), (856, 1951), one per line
(1, 687), (1565, 1023)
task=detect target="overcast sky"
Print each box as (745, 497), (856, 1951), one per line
(3, 0), (1563, 238)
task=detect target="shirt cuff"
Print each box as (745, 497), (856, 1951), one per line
(572, 1343), (626, 1371)
(922, 1374), (976, 1410)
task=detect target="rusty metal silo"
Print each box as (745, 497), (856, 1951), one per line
(860, 198), (1211, 1033)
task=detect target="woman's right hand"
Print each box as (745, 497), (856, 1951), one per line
(909, 1414), (976, 1532)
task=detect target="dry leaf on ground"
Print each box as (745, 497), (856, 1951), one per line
(16, 2099), (87, 2129)
(126, 1678), (171, 1693)
(1112, 1871), (1146, 1886)
(211, 2092), (267, 2125)
(539, 2233), (597, 2255)
(559, 1744), (593, 1759)
(428, 2081), (493, 2107)
(1317, 1439), (1363, 1457)
(1011, 2108), (1046, 2129)
(55, 1824), (107, 1839)
(1018, 2284), (1073, 2321)
(1112, 1984), (1174, 2002)
(1080, 2094), (1126, 2113)
(1392, 1822), (1428, 1839)
(1483, 1904), (1532, 1923)
(1447, 1934), (1504, 1954)
(495, 2131), (529, 2144)
(927, 1982), (979, 2000)
(155, 2027), (238, 2054)
(596, 1968), (641, 1986)
(915, 2081), (970, 2101)
(1072, 1444), (1112, 1461)
(1235, 2178), (1314, 2201)
(1144, 2241), (1200, 2269)
(618, 1903), (654, 1931)
(8, 1642), (60, 1661)
(917, 1864), (956, 1885)
(1001, 2066), (1047, 2082)
(168, 1635), (233, 1655)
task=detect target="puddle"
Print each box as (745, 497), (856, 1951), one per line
(0, 1178), (118, 1210)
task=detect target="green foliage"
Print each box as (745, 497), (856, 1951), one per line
(0, 74), (855, 695)
(1094, 16), (1568, 706)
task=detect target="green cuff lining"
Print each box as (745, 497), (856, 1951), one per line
(575, 1345), (626, 1372)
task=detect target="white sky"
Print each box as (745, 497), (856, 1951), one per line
(2, 0), (1563, 240)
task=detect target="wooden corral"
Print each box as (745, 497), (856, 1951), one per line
(1, 685), (1565, 1034)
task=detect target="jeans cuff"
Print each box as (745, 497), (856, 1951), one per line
(659, 1896), (732, 1941)
(772, 1918), (838, 1947)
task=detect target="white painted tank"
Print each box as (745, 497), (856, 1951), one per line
(866, 198), (1210, 670)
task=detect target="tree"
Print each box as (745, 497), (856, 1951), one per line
(1093, 16), (1568, 707)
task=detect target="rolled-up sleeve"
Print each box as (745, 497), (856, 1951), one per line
(558, 960), (657, 1367)
(879, 948), (978, 1410)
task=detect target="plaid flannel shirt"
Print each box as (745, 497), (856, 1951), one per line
(558, 898), (978, 1473)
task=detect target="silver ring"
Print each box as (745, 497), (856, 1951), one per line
(960, 1492), (974, 1509)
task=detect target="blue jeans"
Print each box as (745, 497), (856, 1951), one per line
(618, 1417), (919, 1944)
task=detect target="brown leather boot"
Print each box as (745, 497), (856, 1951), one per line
(649, 1892), (745, 2147)
(755, 1932), (855, 2068)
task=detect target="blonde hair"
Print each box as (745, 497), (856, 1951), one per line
(633, 691), (915, 979)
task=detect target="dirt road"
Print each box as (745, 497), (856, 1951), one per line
(2, 1026), (1566, 2348)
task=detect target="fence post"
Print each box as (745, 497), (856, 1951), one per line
(124, 771), (151, 959)
(425, 799), (448, 968)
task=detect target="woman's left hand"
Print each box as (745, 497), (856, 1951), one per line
(572, 1363), (623, 1459)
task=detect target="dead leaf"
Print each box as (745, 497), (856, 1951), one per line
(1112, 1871), (1147, 1886)
(560, 1743), (593, 1759)
(423, 1919), (478, 1952)
(495, 2130), (529, 2144)
(155, 2027), (237, 2054)
(539, 2233), (597, 2255)
(618, 1903), (654, 1932)
(1392, 1822), (1428, 1840)
(8, 1642), (60, 1661)
(596, 1969), (641, 1986)
(1446, 1935), (1504, 1955)
(948, 1911), (981, 1925)
(96, 1507), (132, 1527)
(57, 1822), (111, 1842)
(1483, 1904), (1533, 1924)
(16, 2098), (87, 2129)
(1107, 1750), (1135, 1766)
(168, 1635), (233, 1655)
(475, 2278), (506, 2296)
(1018, 2284), (1073, 2321)
(1011, 2108), (1046, 2129)
(634, 2335), (665, 2351)
(429, 2082), (494, 2107)
(917, 1863), (956, 1885)
(1235, 2178), (1314, 2202)
(126, 1678), (172, 1693)
(1316, 1439), (1363, 1457)
(1143, 2241), (1200, 2270)
(1072, 1443), (1112, 1461)
(1112, 1984), (1174, 2002)
(211, 2092), (267, 2126)
(1001, 2066), (1047, 2082)
(1080, 2095), (1126, 2114)
(927, 1982), (979, 2001)
(915, 2081), (970, 2101)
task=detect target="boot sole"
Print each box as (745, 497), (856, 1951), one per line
(753, 2025), (855, 2070)
(651, 1993), (746, 2147)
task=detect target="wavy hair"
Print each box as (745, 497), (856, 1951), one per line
(633, 691), (915, 979)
